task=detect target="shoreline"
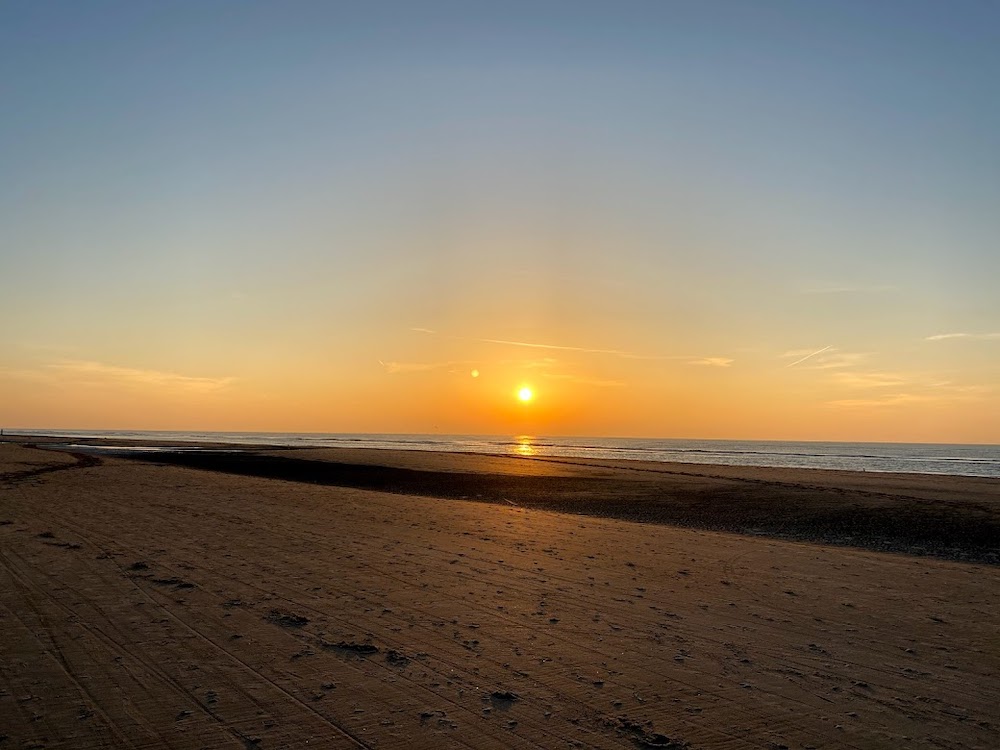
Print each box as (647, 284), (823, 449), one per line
(4, 430), (998, 479)
(8, 435), (999, 564)
(4, 430), (1000, 480)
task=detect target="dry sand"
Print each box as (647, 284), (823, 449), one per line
(1, 441), (998, 749)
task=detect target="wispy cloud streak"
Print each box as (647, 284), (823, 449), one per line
(379, 360), (470, 374)
(784, 345), (833, 368)
(409, 328), (734, 367)
(827, 376), (993, 408)
(925, 332), (1000, 341)
(689, 357), (734, 367)
(799, 284), (896, 295)
(828, 393), (929, 408)
(46, 360), (234, 392)
(478, 337), (642, 357)
(830, 371), (908, 389)
(478, 337), (735, 366)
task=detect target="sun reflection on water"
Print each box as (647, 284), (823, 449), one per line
(515, 435), (536, 457)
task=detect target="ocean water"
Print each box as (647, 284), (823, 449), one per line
(9, 429), (1000, 478)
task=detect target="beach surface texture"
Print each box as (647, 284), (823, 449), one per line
(1, 439), (998, 749)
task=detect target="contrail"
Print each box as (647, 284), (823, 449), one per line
(786, 345), (833, 368)
(411, 328), (724, 363)
(478, 337), (634, 357)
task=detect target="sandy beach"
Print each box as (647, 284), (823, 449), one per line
(2, 440), (998, 749)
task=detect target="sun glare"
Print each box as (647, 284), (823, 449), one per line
(517, 386), (534, 403)
(516, 435), (536, 456)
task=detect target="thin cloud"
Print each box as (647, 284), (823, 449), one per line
(799, 284), (897, 295)
(47, 360), (234, 392)
(830, 371), (909, 389)
(412, 328), (732, 367)
(925, 332), (1000, 341)
(688, 357), (734, 367)
(476, 336), (729, 364)
(808, 352), (866, 370)
(828, 379), (992, 408)
(784, 345), (833, 368)
(379, 359), (472, 374)
(378, 359), (476, 375)
(781, 347), (866, 370)
(478, 337), (643, 358)
(828, 393), (929, 408)
(411, 326), (668, 359)
(0, 366), (59, 383)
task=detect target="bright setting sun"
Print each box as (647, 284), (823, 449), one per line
(517, 386), (534, 403)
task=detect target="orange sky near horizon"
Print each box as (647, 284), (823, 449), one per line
(3, 327), (998, 444)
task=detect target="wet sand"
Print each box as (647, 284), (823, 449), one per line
(128, 445), (1000, 563)
(1, 441), (998, 749)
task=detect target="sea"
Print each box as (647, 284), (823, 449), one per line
(8, 430), (1000, 479)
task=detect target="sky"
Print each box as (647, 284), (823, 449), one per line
(1, 1), (998, 442)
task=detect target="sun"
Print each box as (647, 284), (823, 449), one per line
(517, 386), (534, 403)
